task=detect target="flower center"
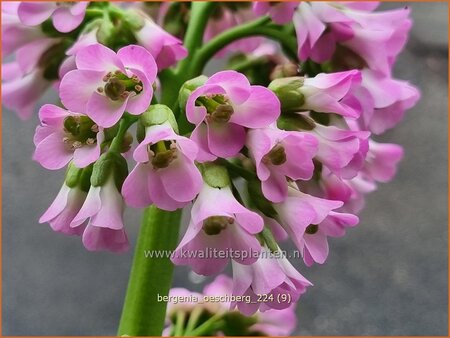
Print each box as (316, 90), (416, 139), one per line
(99, 71), (143, 101)
(202, 216), (234, 235)
(63, 116), (98, 150)
(148, 141), (178, 169)
(197, 95), (234, 123)
(263, 143), (287, 165)
(305, 224), (319, 235)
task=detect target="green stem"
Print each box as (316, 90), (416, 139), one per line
(191, 17), (298, 76)
(108, 115), (137, 153)
(174, 310), (187, 337)
(184, 306), (204, 334)
(175, 2), (216, 77)
(117, 207), (182, 336)
(185, 313), (225, 336)
(217, 158), (257, 181)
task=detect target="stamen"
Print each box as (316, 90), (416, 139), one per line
(86, 138), (95, 145)
(263, 143), (287, 165)
(202, 216), (234, 235)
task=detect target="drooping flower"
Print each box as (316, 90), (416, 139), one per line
(2, 35), (65, 119)
(39, 182), (87, 235)
(2, 2), (46, 56)
(132, 9), (188, 69)
(17, 1), (89, 33)
(252, 2), (298, 24)
(231, 247), (312, 315)
(122, 121), (202, 211)
(33, 104), (104, 170)
(273, 186), (344, 253)
(300, 70), (362, 117)
(172, 183), (264, 275)
(291, 2), (411, 75)
(204, 4), (262, 58)
(301, 210), (359, 266)
(307, 121), (370, 179)
(203, 275), (298, 336)
(60, 44), (157, 128)
(353, 69), (420, 134)
(247, 126), (318, 203)
(186, 70), (280, 161)
(71, 174), (129, 253)
(361, 140), (404, 183)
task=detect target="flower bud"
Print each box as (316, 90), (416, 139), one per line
(141, 104), (179, 133)
(65, 162), (93, 192)
(268, 77), (305, 112)
(178, 75), (208, 111)
(91, 152), (128, 190)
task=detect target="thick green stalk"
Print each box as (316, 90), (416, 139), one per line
(118, 207), (182, 336)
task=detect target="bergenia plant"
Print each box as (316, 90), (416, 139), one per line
(2, 1), (420, 336)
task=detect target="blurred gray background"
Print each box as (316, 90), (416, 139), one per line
(3, 2), (448, 336)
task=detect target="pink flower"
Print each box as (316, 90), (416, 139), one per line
(247, 127), (318, 203)
(301, 70), (362, 118)
(231, 248), (311, 315)
(133, 10), (188, 69)
(274, 186), (344, 254)
(301, 210), (359, 266)
(59, 27), (100, 79)
(186, 70), (280, 161)
(18, 1), (88, 33)
(2, 2), (46, 56)
(253, 2), (298, 24)
(203, 274), (298, 336)
(292, 2), (411, 75)
(71, 175), (129, 253)
(362, 140), (404, 183)
(60, 44), (157, 128)
(33, 104), (104, 170)
(39, 183), (87, 235)
(307, 122), (370, 179)
(172, 183), (264, 275)
(204, 6), (262, 58)
(354, 69), (420, 134)
(122, 122), (202, 211)
(2, 36), (61, 119)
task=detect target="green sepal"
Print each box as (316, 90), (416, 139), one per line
(178, 75), (208, 112)
(268, 77), (305, 112)
(200, 163), (230, 189)
(65, 162), (83, 188)
(91, 152), (128, 190)
(141, 104), (179, 133)
(277, 114), (316, 131)
(247, 179), (278, 218)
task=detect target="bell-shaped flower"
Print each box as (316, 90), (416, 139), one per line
(231, 247), (311, 315)
(253, 2), (298, 24)
(172, 183), (264, 275)
(33, 104), (104, 170)
(186, 70), (280, 161)
(71, 165), (129, 253)
(122, 121), (202, 211)
(307, 122), (370, 179)
(354, 69), (420, 134)
(132, 10), (188, 69)
(17, 1), (88, 33)
(247, 126), (318, 203)
(60, 44), (157, 128)
(39, 182), (87, 236)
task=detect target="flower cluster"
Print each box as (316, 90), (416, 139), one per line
(2, 1), (420, 332)
(164, 275), (297, 336)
